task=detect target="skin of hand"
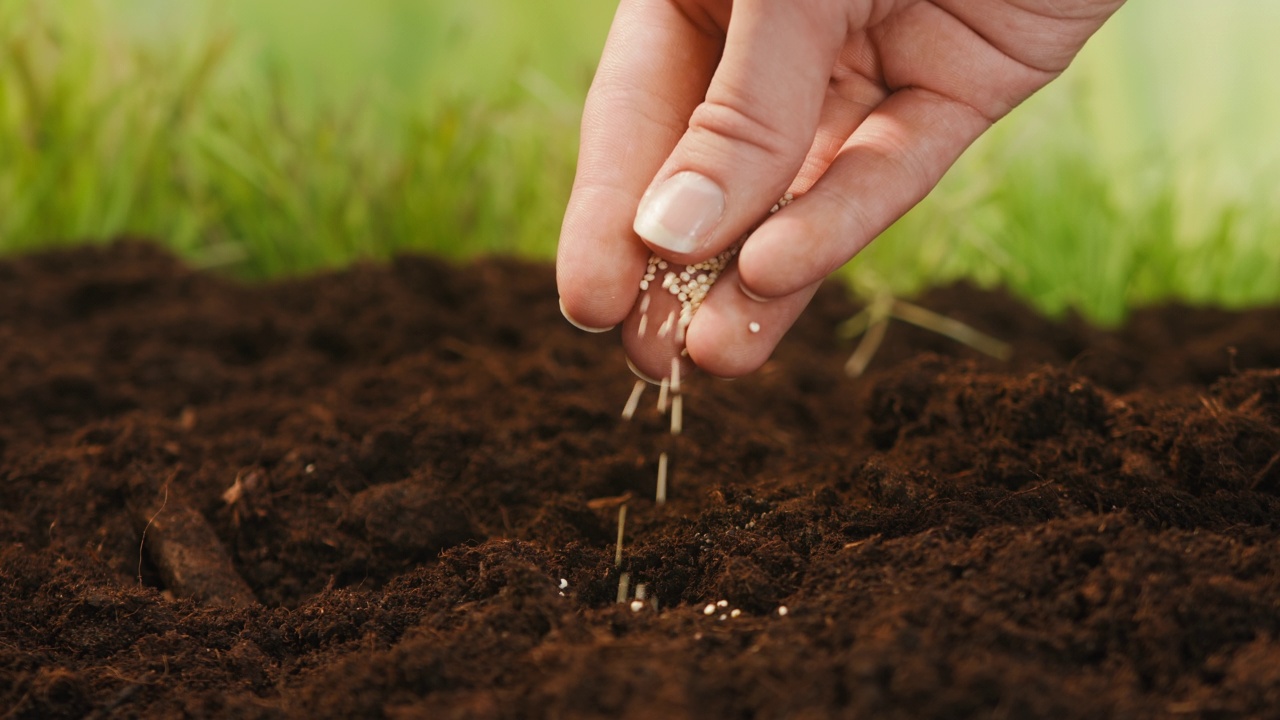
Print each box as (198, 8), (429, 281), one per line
(557, 0), (1126, 382)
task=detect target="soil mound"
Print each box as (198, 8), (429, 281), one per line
(2, 241), (1279, 718)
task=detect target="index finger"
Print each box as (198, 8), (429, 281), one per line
(556, 0), (723, 331)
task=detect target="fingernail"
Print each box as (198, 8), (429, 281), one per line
(738, 280), (771, 303)
(633, 171), (725, 254)
(559, 297), (615, 333)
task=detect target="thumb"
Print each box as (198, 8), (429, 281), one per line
(632, 0), (846, 261)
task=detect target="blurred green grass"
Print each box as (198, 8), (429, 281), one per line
(1, 0), (1277, 322)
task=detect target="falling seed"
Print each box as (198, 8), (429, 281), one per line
(730, 609), (741, 618)
(748, 321), (761, 334)
(615, 504), (627, 568)
(635, 583), (648, 601)
(703, 604), (716, 616)
(657, 377), (670, 413)
(637, 313), (649, 337)
(639, 295), (651, 314)
(777, 606), (789, 617)
(621, 380), (645, 421)
(639, 280), (649, 291)
(671, 394), (683, 435)
(656, 452), (668, 505)
(657, 310), (676, 338)
(670, 358), (682, 394)
(559, 578), (569, 589)
(617, 571), (631, 604)
(630, 599), (645, 612)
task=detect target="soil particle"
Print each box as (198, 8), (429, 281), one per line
(2, 240), (1279, 718)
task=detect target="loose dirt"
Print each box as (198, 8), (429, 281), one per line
(2, 241), (1279, 719)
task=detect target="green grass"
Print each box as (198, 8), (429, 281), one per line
(1, 1), (1277, 322)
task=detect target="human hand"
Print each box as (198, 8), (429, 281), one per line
(557, 0), (1125, 382)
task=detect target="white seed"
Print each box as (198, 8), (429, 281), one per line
(704, 604), (716, 616)
(656, 452), (668, 505)
(637, 313), (649, 337)
(615, 505), (627, 568)
(621, 380), (645, 421)
(639, 295), (651, 314)
(630, 599), (645, 612)
(777, 606), (789, 617)
(670, 358), (682, 394)
(559, 578), (569, 589)
(639, 280), (649, 291)
(635, 583), (648, 600)
(718, 614), (728, 621)
(657, 310), (676, 338)
(671, 394), (683, 435)
(657, 377), (670, 413)
(748, 321), (761, 334)
(717, 600), (729, 608)
(730, 609), (741, 618)
(617, 571), (631, 604)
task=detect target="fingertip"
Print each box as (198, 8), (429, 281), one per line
(620, 288), (697, 383)
(556, 193), (649, 330)
(736, 277), (773, 304)
(736, 209), (832, 300)
(625, 356), (661, 385)
(685, 273), (822, 378)
(685, 314), (771, 378)
(559, 297), (616, 333)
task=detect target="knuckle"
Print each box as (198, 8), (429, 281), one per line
(687, 97), (805, 164)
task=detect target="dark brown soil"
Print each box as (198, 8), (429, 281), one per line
(3, 241), (1279, 719)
